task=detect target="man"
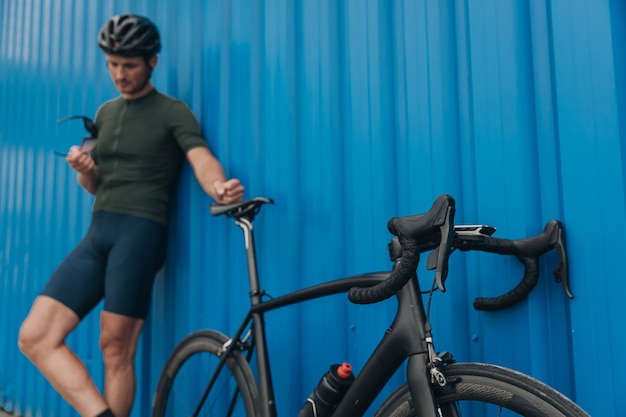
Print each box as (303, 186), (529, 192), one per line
(18, 14), (244, 417)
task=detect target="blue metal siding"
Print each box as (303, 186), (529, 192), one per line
(1, 1), (624, 416)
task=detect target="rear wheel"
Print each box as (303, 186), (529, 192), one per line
(152, 330), (260, 417)
(375, 362), (589, 417)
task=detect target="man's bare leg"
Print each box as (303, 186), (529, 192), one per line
(100, 311), (144, 417)
(18, 296), (110, 417)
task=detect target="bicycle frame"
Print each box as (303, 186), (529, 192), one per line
(205, 217), (441, 417)
(170, 197), (581, 417)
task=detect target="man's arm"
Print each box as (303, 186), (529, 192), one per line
(66, 146), (100, 195)
(186, 147), (244, 204)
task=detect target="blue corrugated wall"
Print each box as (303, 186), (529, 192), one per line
(1, 0), (624, 416)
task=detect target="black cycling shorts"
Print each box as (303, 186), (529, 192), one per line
(41, 211), (167, 319)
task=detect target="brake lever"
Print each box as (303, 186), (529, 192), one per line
(426, 205), (455, 292)
(551, 221), (573, 299)
(514, 219), (572, 299)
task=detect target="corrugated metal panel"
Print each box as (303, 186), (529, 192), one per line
(1, 1), (624, 416)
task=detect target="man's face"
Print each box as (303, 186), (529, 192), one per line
(106, 54), (157, 98)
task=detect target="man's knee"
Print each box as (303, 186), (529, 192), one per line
(101, 336), (138, 373)
(18, 317), (40, 357)
(100, 332), (126, 358)
(100, 312), (143, 370)
(18, 297), (79, 360)
(18, 316), (60, 360)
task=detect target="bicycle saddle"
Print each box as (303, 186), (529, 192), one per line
(209, 197), (274, 220)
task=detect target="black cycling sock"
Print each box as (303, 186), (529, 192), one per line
(96, 409), (116, 417)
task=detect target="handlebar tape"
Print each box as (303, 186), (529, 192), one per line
(473, 254), (538, 311)
(457, 220), (567, 310)
(348, 236), (419, 304)
(456, 236), (538, 310)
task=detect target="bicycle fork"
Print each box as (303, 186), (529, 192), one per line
(411, 305), (459, 417)
(400, 280), (443, 417)
(407, 335), (458, 417)
(407, 353), (440, 417)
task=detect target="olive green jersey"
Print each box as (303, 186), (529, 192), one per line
(92, 89), (208, 224)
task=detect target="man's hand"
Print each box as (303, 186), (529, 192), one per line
(66, 146), (97, 174)
(66, 146), (99, 194)
(213, 178), (244, 204)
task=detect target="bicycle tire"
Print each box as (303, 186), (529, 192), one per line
(152, 330), (260, 417)
(374, 362), (589, 417)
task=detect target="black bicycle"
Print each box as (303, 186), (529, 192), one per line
(152, 195), (588, 417)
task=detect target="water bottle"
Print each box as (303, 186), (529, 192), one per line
(297, 362), (355, 417)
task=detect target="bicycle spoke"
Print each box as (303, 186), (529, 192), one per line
(225, 387), (241, 417)
(164, 350), (245, 417)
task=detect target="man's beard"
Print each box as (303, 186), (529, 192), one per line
(119, 68), (153, 95)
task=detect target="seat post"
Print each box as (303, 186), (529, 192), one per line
(235, 217), (263, 305)
(234, 216), (278, 417)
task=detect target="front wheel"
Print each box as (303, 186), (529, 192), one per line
(152, 330), (260, 417)
(375, 362), (589, 417)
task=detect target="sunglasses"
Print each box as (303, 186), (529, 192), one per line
(54, 115), (98, 157)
